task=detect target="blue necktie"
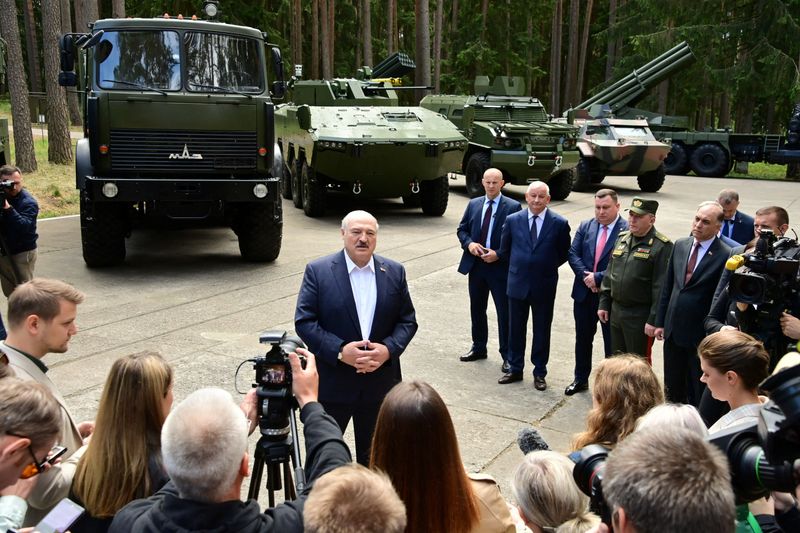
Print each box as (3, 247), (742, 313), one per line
(530, 215), (538, 245)
(725, 220), (733, 238)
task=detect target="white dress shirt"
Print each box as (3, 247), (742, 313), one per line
(344, 252), (377, 340)
(528, 207), (547, 236)
(688, 235), (716, 273)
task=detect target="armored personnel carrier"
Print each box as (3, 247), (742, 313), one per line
(420, 76), (580, 201)
(276, 53), (467, 217)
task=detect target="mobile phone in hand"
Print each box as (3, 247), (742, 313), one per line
(35, 498), (84, 533)
(45, 445), (68, 466)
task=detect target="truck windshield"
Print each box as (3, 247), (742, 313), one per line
(185, 32), (263, 94)
(96, 31), (181, 91)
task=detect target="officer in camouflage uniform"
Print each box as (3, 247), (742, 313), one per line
(598, 197), (672, 359)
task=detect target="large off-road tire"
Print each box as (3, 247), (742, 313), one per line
(234, 203), (282, 262)
(689, 143), (729, 177)
(663, 143), (690, 176)
(301, 163), (326, 217)
(420, 176), (449, 216)
(291, 159), (304, 208)
(80, 200), (127, 267)
(637, 163), (666, 192)
(572, 157), (593, 191)
(465, 152), (490, 198)
(280, 162), (292, 200)
(402, 194), (421, 208)
(548, 168), (575, 201)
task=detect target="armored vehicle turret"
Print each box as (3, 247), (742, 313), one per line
(276, 54), (467, 217)
(420, 76), (580, 201)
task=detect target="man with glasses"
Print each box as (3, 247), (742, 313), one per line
(0, 278), (93, 525)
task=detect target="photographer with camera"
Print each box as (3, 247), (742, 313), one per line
(109, 349), (352, 533)
(0, 166), (38, 297)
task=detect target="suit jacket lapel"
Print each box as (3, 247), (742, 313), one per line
(370, 256), (388, 339)
(532, 210), (554, 252)
(688, 238), (722, 285)
(586, 219), (599, 261)
(332, 251), (362, 335)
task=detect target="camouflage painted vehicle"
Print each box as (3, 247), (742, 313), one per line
(571, 108), (671, 192)
(276, 54), (467, 217)
(420, 76), (580, 201)
(58, 14), (286, 266)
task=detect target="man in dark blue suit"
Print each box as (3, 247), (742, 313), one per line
(498, 181), (571, 390)
(295, 210), (418, 465)
(566, 189), (627, 395)
(456, 168), (522, 370)
(654, 201), (730, 406)
(717, 189), (754, 245)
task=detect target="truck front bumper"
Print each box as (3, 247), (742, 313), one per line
(83, 177), (280, 203)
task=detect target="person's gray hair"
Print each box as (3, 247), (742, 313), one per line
(635, 404), (708, 436)
(511, 451), (598, 532)
(604, 427), (734, 532)
(527, 181), (550, 196)
(697, 200), (724, 223)
(341, 210), (379, 232)
(717, 189), (739, 204)
(161, 388), (248, 503)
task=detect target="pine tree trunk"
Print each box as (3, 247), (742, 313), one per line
(480, 0), (488, 41)
(319, 0), (331, 78)
(719, 92), (730, 128)
(74, 0), (85, 32)
(526, 14), (533, 95)
(433, 0), (442, 92)
(386, 0), (394, 55)
(42, 0), (73, 164)
(22, 0), (43, 94)
(60, 0), (82, 126)
(605, 0), (616, 79)
(505, 0), (510, 75)
(549, 0), (562, 113)
(83, 0), (99, 25)
(111, 0), (125, 18)
(311, 0), (319, 78)
(291, 0), (302, 68)
(563, 0), (579, 108)
(0, 0), (37, 171)
(328, 0), (335, 75)
(576, 0), (593, 103)
(414, 0), (430, 104)
(362, 0), (372, 67)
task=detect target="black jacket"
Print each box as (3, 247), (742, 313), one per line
(108, 402), (351, 533)
(0, 188), (38, 254)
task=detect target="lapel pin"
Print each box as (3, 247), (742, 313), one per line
(380, 266), (386, 272)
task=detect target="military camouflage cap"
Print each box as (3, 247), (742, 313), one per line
(626, 197), (658, 216)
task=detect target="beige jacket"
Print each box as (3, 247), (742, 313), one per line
(1, 342), (88, 526)
(469, 473), (516, 533)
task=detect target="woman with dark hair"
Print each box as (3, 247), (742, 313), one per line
(370, 380), (514, 533)
(70, 351), (174, 532)
(572, 354), (663, 450)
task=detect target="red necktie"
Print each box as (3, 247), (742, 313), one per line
(479, 199), (494, 246)
(593, 225), (608, 272)
(685, 241), (700, 284)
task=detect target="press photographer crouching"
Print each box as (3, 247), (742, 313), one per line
(109, 345), (351, 533)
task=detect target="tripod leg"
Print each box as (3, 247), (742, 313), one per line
(248, 444), (265, 501)
(283, 459), (296, 501)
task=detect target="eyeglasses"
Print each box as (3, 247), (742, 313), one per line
(6, 433), (54, 479)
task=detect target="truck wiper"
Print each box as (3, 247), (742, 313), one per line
(188, 82), (253, 98)
(101, 79), (168, 96)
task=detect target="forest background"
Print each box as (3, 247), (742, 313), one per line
(0, 0), (798, 215)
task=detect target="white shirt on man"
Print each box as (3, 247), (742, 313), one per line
(344, 252), (377, 340)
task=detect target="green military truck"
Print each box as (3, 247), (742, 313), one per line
(420, 76), (580, 201)
(58, 14), (286, 266)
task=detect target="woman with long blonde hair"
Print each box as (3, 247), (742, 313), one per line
(70, 351), (173, 532)
(572, 354), (663, 450)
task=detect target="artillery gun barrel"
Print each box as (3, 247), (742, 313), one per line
(574, 41), (694, 111)
(371, 52), (416, 79)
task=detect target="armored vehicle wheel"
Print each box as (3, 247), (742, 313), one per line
(81, 202), (127, 268)
(465, 152), (490, 198)
(301, 164), (326, 217)
(663, 143), (690, 176)
(280, 163), (292, 200)
(689, 144), (729, 177)
(420, 176), (449, 216)
(572, 158), (592, 191)
(637, 164), (666, 192)
(548, 168), (575, 201)
(292, 160), (305, 208)
(235, 203), (282, 262)
(402, 194), (421, 208)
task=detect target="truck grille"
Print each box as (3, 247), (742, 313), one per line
(109, 130), (257, 172)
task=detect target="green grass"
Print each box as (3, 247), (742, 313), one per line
(727, 161), (792, 181)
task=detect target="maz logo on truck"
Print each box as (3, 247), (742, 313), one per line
(169, 144), (203, 160)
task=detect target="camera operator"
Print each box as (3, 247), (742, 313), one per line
(0, 166), (38, 297)
(109, 349), (352, 533)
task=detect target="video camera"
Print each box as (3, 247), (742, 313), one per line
(251, 330), (306, 439)
(727, 229), (800, 318)
(0, 179), (15, 204)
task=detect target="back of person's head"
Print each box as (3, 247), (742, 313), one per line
(604, 427), (735, 532)
(304, 464), (406, 533)
(0, 378), (61, 488)
(370, 380), (479, 533)
(512, 451), (599, 533)
(636, 404), (708, 436)
(572, 355), (664, 450)
(7, 278), (85, 329)
(73, 351), (174, 516)
(698, 330), (769, 391)
(161, 387), (248, 503)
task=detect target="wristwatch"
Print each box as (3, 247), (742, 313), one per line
(337, 351), (344, 361)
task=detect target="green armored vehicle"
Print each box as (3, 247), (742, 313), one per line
(420, 76), (580, 201)
(58, 11), (286, 266)
(277, 54), (467, 217)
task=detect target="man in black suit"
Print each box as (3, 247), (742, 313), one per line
(717, 188), (755, 245)
(654, 201), (730, 405)
(497, 181), (571, 390)
(566, 189), (628, 395)
(295, 210), (418, 465)
(456, 168), (522, 371)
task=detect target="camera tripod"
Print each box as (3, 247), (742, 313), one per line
(247, 406), (306, 507)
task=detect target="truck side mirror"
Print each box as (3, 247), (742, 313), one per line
(297, 105), (311, 131)
(59, 34), (75, 72)
(270, 48), (285, 99)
